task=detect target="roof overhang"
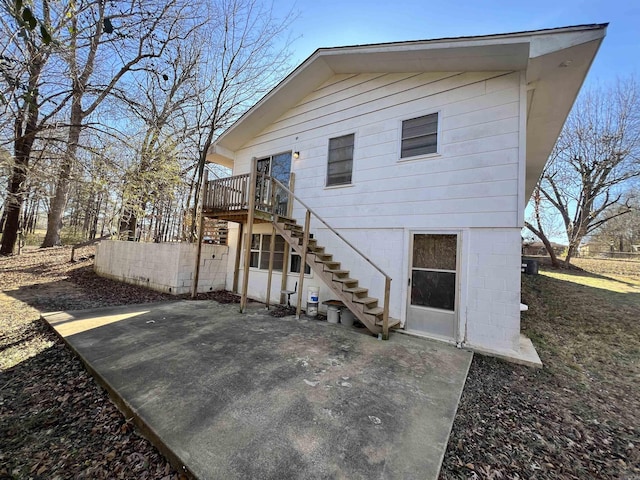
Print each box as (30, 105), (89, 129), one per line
(209, 24), (607, 200)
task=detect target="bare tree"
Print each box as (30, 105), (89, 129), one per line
(117, 38), (203, 240)
(0, 0), (68, 255)
(525, 78), (640, 266)
(589, 193), (640, 253)
(41, 0), (195, 247)
(187, 0), (295, 240)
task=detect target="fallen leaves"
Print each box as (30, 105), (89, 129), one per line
(441, 266), (640, 479)
(0, 246), (182, 479)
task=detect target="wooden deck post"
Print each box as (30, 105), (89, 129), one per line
(240, 158), (258, 313)
(191, 170), (208, 299)
(295, 209), (311, 319)
(382, 276), (391, 340)
(265, 225), (276, 309)
(232, 223), (243, 293)
(279, 172), (295, 304)
(265, 177), (278, 308)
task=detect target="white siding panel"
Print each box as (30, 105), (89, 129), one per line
(442, 117), (518, 144)
(250, 72), (499, 148)
(235, 70), (521, 231)
(443, 101), (519, 130)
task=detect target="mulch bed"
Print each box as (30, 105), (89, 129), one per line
(1, 247), (638, 479)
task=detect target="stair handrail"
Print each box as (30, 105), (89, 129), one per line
(270, 177), (391, 281)
(271, 176), (392, 338)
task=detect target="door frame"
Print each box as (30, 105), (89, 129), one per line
(406, 229), (462, 342)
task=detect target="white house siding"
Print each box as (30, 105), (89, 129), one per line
(225, 70), (523, 353)
(464, 228), (522, 352)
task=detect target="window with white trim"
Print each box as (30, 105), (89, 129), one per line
(401, 113), (438, 158)
(249, 234), (285, 271)
(327, 133), (354, 186)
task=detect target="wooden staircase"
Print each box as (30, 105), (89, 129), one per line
(273, 216), (400, 337)
(200, 166), (398, 338)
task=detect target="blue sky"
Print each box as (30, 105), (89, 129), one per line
(274, 0), (639, 86)
(269, 0), (639, 244)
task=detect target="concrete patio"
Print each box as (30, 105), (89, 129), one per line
(43, 300), (472, 480)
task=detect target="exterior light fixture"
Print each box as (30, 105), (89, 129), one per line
(293, 151), (300, 159)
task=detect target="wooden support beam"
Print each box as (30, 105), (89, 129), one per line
(232, 223), (243, 293)
(280, 171), (295, 304)
(382, 276), (391, 340)
(265, 225), (276, 309)
(240, 158), (258, 313)
(295, 209), (311, 319)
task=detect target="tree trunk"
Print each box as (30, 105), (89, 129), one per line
(42, 106), (82, 247)
(1, 126), (37, 255)
(524, 221), (561, 268)
(0, 168), (26, 255)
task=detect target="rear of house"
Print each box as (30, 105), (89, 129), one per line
(202, 24), (606, 362)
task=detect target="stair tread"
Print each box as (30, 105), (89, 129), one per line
(352, 296), (378, 304)
(375, 318), (401, 328)
(326, 268), (349, 273)
(343, 287), (368, 294)
(333, 277), (358, 284)
(318, 258), (338, 263)
(364, 306), (383, 315)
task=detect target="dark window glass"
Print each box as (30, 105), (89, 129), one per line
(290, 253), (311, 274)
(410, 270), (456, 311)
(327, 134), (354, 186)
(401, 113), (438, 158)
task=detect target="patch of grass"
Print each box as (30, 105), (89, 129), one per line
(23, 228), (89, 247)
(443, 262), (640, 479)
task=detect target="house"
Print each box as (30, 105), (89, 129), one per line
(522, 241), (567, 257)
(200, 24), (606, 363)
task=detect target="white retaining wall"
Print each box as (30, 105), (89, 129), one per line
(95, 240), (229, 295)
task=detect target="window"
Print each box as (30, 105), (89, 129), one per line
(249, 234), (285, 271)
(401, 113), (438, 158)
(289, 234), (313, 274)
(327, 133), (355, 186)
(410, 234), (456, 311)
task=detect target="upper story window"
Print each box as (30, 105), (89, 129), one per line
(327, 133), (355, 186)
(401, 112), (439, 158)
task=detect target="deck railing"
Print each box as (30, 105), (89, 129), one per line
(269, 177), (392, 338)
(202, 173), (250, 213)
(202, 170), (392, 338)
(203, 171), (290, 216)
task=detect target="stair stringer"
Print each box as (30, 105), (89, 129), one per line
(273, 221), (383, 336)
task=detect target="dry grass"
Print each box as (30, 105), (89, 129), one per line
(571, 257), (640, 278)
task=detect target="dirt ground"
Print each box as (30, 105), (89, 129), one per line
(1, 247), (639, 479)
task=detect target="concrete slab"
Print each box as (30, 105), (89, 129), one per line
(43, 300), (472, 480)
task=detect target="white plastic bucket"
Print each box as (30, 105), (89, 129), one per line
(308, 287), (319, 303)
(307, 302), (318, 317)
(340, 309), (354, 327)
(307, 286), (319, 317)
(327, 305), (340, 323)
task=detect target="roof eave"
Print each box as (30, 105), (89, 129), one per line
(209, 23), (607, 169)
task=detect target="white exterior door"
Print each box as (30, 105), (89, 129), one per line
(407, 233), (458, 341)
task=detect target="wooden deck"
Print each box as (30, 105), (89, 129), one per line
(196, 167), (393, 338)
